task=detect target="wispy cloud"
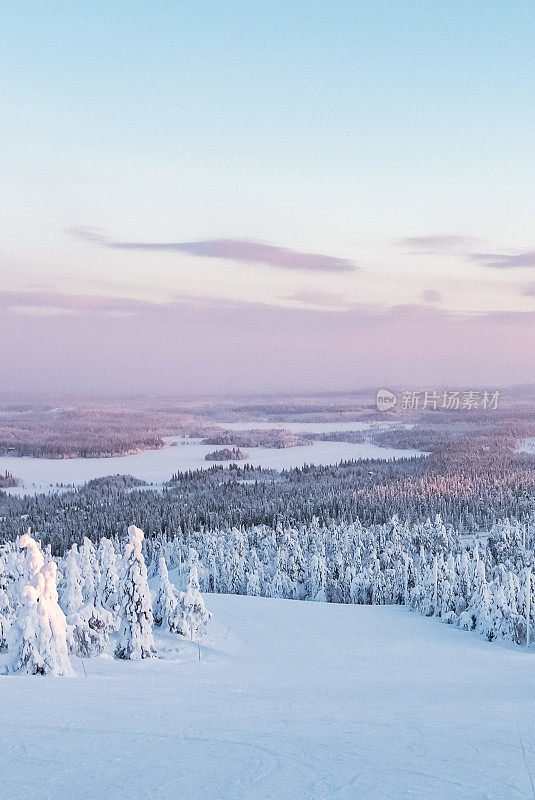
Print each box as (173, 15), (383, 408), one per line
(470, 250), (535, 269)
(69, 228), (356, 273)
(282, 290), (355, 309)
(396, 235), (475, 254)
(420, 289), (442, 303)
(397, 235), (535, 271)
(0, 290), (152, 318)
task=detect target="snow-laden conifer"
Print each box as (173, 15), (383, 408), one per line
(8, 535), (73, 675)
(98, 538), (120, 617)
(171, 564), (211, 640)
(307, 553), (326, 602)
(153, 556), (177, 629)
(0, 557), (11, 652)
(79, 537), (100, 605)
(68, 602), (114, 658)
(59, 544), (84, 617)
(115, 526), (156, 660)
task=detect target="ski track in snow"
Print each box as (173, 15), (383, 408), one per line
(1, 595), (534, 800)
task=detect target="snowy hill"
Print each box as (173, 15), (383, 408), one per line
(1, 594), (534, 800)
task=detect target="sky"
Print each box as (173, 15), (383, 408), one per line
(1, 1), (534, 396)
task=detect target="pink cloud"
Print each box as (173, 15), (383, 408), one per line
(471, 251), (535, 269)
(0, 290), (155, 317)
(396, 235), (475, 254)
(70, 228), (356, 273)
(282, 290), (354, 309)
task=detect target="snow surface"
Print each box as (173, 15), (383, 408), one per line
(519, 437), (535, 456)
(1, 594), (534, 800)
(0, 422), (424, 496)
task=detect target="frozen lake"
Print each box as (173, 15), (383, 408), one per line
(0, 421), (424, 496)
(212, 420), (406, 433)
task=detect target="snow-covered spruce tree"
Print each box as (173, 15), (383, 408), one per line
(327, 552), (345, 604)
(58, 542), (113, 658)
(171, 564), (211, 640)
(8, 535), (73, 676)
(245, 548), (264, 596)
(439, 554), (457, 621)
(371, 567), (388, 606)
(306, 553), (326, 602)
(147, 545), (163, 581)
(115, 526), (156, 660)
(464, 559), (491, 637)
(79, 537), (100, 606)
(68, 602), (114, 658)
(59, 544), (84, 617)
(1, 543), (28, 613)
(20, 531), (44, 577)
(268, 559), (286, 599)
(206, 553), (217, 593)
(246, 569), (261, 596)
(0, 613), (8, 653)
(0, 557), (11, 652)
(153, 557), (177, 629)
(0, 588), (10, 653)
(97, 538), (120, 616)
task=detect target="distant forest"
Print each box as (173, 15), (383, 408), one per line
(1, 394), (533, 459)
(1, 427), (534, 553)
(0, 405), (216, 458)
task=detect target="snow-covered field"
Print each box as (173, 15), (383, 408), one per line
(1, 594), (534, 800)
(0, 422), (424, 496)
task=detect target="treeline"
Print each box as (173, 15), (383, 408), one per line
(137, 514), (534, 645)
(2, 514), (534, 660)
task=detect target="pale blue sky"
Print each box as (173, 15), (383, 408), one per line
(1, 2), (534, 393)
